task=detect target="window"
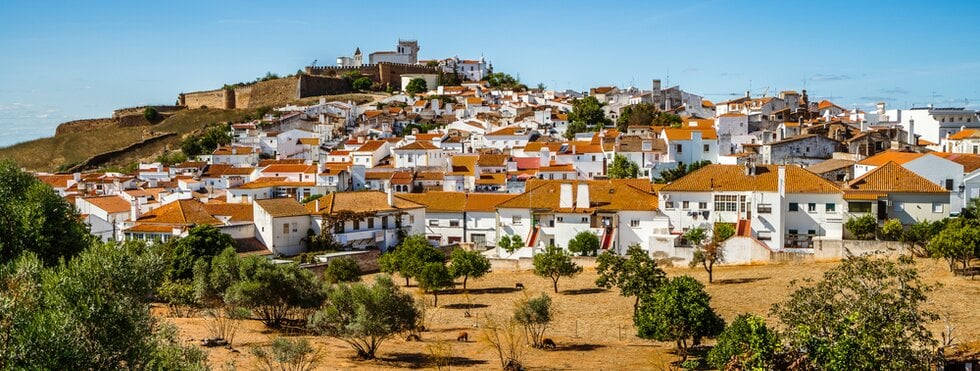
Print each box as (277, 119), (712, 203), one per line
(682, 201), (690, 209)
(334, 222), (344, 234)
(933, 203), (943, 213)
(698, 202), (707, 209)
(449, 220), (460, 227)
(789, 202), (799, 211)
(353, 220), (360, 230)
(848, 202), (872, 213)
(665, 201), (675, 209)
(945, 179), (954, 191)
(282, 223), (289, 234)
(808, 229), (816, 235)
(703, 144), (710, 152)
(676, 144), (683, 153)
(556, 216), (564, 222)
(409, 215), (415, 224)
(429, 219), (438, 227)
(382, 216), (389, 228)
(292, 222), (298, 232)
(788, 229), (798, 235)
(757, 203), (773, 213)
(368, 218), (374, 229)
(581, 217), (588, 223)
(894, 202), (903, 212)
(826, 203), (836, 212)
(714, 195), (738, 212)
(512, 216), (522, 225)
(807, 203), (816, 212)
(630, 219), (640, 227)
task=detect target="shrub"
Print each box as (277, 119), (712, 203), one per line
(323, 256), (362, 284)
(513, 294), (554, 348)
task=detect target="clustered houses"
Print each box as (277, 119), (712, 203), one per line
(31, 39), (980, 264)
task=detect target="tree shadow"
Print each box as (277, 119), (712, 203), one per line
(561, 288), (607, 295)
(554, 343), (605, 352)
(381, 352), (489, 368)
(443, 287), (521, 295)
(443, 303), (489, 310)
(713, 276), (770, 285)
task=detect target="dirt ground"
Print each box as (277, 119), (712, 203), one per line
(159, 257), (980, 370)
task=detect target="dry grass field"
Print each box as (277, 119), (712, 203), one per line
(160, 258), (980, 370)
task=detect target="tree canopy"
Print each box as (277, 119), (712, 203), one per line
(416, 262), (454, 307)
(654, 160), (711, 183)
(404, 78), (428, 95)
(607, 154), (640, 179)
(707, 314), (781, 370)
(533, 245), (583, 293)
(845, 214), (877, 240)
(615, 103), (682, 131)
(770, 255), (939, 369)
(926, 218), (980, 272)
(634, 275), (724, 360)
(323, 256), (362, 284)
(498, 235), (524, 254)
(378, 234), (445, 286)
(0, 160), (93, 266)
(567, 231), (600, 256)
(513, 294), (554, 348)
(161, 224), (235, 281)
(565, 96), (610, 139)
(448, 249), (491, 290)
(310, 275), (419, 359)
(595, 244), (666, 314)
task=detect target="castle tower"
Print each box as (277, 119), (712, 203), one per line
(397, 39), (419, 64)
(353, 47), (362, 67)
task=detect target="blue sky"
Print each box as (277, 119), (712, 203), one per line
(2, 0), (980, 146)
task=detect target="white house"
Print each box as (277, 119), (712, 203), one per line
(397, 192), (515, 247)
(662, 127), (719, 167)
(253, 198), (311, 256)
(658, 164), (844, 255)
(899, 106), (980, 145)
(853, 150), (964, 214)
(843, 162), (950, 227)
(306, 190), (425, 251)
(392, 141), (445, 169)
(350, 140), (392, 169)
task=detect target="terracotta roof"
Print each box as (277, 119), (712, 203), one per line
(203, 202), (253, 222)
(806, 159), (856, 174)
(236, 177), (315, 189)
(354, 140), (386, 152)
(306, 191), (423, 215)
(486, 126), (528, 136)
(261, 164), (316, 174)
(497, 179), (659, 212)
(397, 192), (516, 213)
(297, 138), (320, 146)
(133, 199), (221, 225)
(414, 171), (444, 181)
(856, 150), (925, 166)
(918, 138), (937, 146)
(212, 146), (258, 156)
(222, 167), (256, 176)
(258, 159), (304, 167)
(36, 174), (74, 188)
(514, 157), (542, 170)
(948, 129), (980, 140)
(478, 154), (508, 167)
(395, 141), (439, 151)
(450, 155), (478, 175)
(701, 99), (715, 108)
(718, 112), (746, 118)
(660, 164), (841, 193)
(256, 198), (309, 218)
(663, 128), (718, 141)
(476, 173), (507, 185)
(932, 152), (980, 172)
(844, 162), (948, 195)
(82, 195), (131, 213)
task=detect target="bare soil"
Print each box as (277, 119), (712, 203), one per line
(159, 257), (980, 370)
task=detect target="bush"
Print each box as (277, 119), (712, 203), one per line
(634, 276), (724, 361)
(845, 214), (877, 239)
(251, 337), (320, 371)
(879, 219), (904, 241)
(513, 294), (554, 348)
(567, 231), (600, 256)
(323, 256), (361, 284)
(352, 77), (373, 91)
(144, 107), (159, 121)
(405, 78), (428, 95)
(707, 314), (780, 370)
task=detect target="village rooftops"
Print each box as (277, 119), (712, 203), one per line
(82, 195), (131, 213)
(843, 161), (948, 199)
(660, 164), (841, 193)
(305, 191), (423, 215)
(396, 192), (516, 213)
(394, 141), (439, 151)
(856, 150), (927, 166)
(496, 179), (659, 213)
(256, 198), (309, 218)
(932, 152), (980, 172)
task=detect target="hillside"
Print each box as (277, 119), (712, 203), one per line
(0, 108), (253, 172)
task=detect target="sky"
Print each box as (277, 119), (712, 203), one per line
(2, 0), (980, 147)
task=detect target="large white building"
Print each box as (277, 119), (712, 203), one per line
(899, 106), (980, 145)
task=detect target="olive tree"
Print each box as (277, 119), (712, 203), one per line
(448, 249), (491, 290)
(595, 244), (666, 315)
(513, 294), (554, 348)
(634, 276), (724, 361)
(310, 275), (419, 359)
(707, 314), (780, 370)
(533, 245), (583, 293)
(379, 234), (445, 286)
(416, 262), (454, 307)
(323, 256), (362, 284)
(567, 231), (600, 256)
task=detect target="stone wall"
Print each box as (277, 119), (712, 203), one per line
(62, 132), (177, 173)
(305, 62), (440, 90)
(112, 105), (183, 118)
(55, 118), (116, 136)
(489, 256), (598, 272)
(297, 74), (351, 98)
(180, 88), (232, 109)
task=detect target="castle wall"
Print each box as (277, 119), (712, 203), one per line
(305, 62), (440, 90)
(297, 75), (351, 98)
(182, 88), (232, 109)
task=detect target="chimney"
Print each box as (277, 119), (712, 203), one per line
(745, 90), (751, 98)
(575, 183), (589, 209)
(232, 146), (238, 155)
(860, 120), (867, 132)
(386, 187), (394, 207)
(357, 136), (365, 144)
(777, 166), (786, 197)
(319, 113), (325, 124)
(72, 172), (81, 183)
(540, 147), (550, 167)
(130, 198), (140, 222)
(315, 198), (320, 212)
(559, 183), (573, 209)
(908, 119), (916, 145)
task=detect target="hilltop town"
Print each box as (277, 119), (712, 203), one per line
(6, 39), (980, 369)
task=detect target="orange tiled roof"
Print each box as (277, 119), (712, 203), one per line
(354, 140), (386, 152)
(397, 192), (516, 213)
(660, 164), (841, 193)
(844, 162), (948, 194)
(237, 177), (315, 189)
(663, 127), (718, 141)
(133, 199), (221, 225)
(203, 202), (253, 222)
(948, 129), (980, 140)
(450, 155), (478, 175)
(497, 179), (658, 212)
(37, 174), (75, 188)
(256, 198), (309, 218)
(82, 195), (131, 213)
(395, 141), (439, 151)
(856, 150), (925, 166)
(476, 173), (506, 185)
(261, 164), (317, 174)
(306, 191), (423, 215)
(478, 154), (509, 167)
(933, 152), (980, 172)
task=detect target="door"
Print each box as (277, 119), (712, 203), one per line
(877, 200), (887, 220)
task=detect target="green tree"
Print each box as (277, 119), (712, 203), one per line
(449, 249), (491, 290)
(926, 218), (980, 272)
(0, 160), (93, 266)
(310, 275), (419, 359)
(352, 77), (373, 91)
(157, 278), (197, 317)
(224, 259), (325, 328)
(654, 160), (711, 183)
(533, 245), (583, 293)
(568, 231), (600, 256)
(771, 255), (939, 370)
(301, 194), (323, 204)
(616, 103), (656, 132)
(596, 244), (667, 315)
(0, 241), (207, 369)
(513, 294), (554, 348)
(653, 112), (682, 127)
(498, 234), (524, 254)
(251, 337), (320, 371)
(162, 224), (235, 281)
(143, 107), (159, 121)
(324, 256), (362, 284)
(634, 276), (725, 361)
(607, 154), (640, 179)
(378, 234), (445, 286)
(405, 78), (428, 96)
(845, 214), (877, 240)
(706, 314), (781, 371)
(690, 223), (734, 283)
(879, 219), (904, 241)
(903, 219), (946, 255)
(437, 70), (462, 86)
(486, 72), (520, 89)
(416, 262), (454, 307)
(565, 96), (610, 138)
